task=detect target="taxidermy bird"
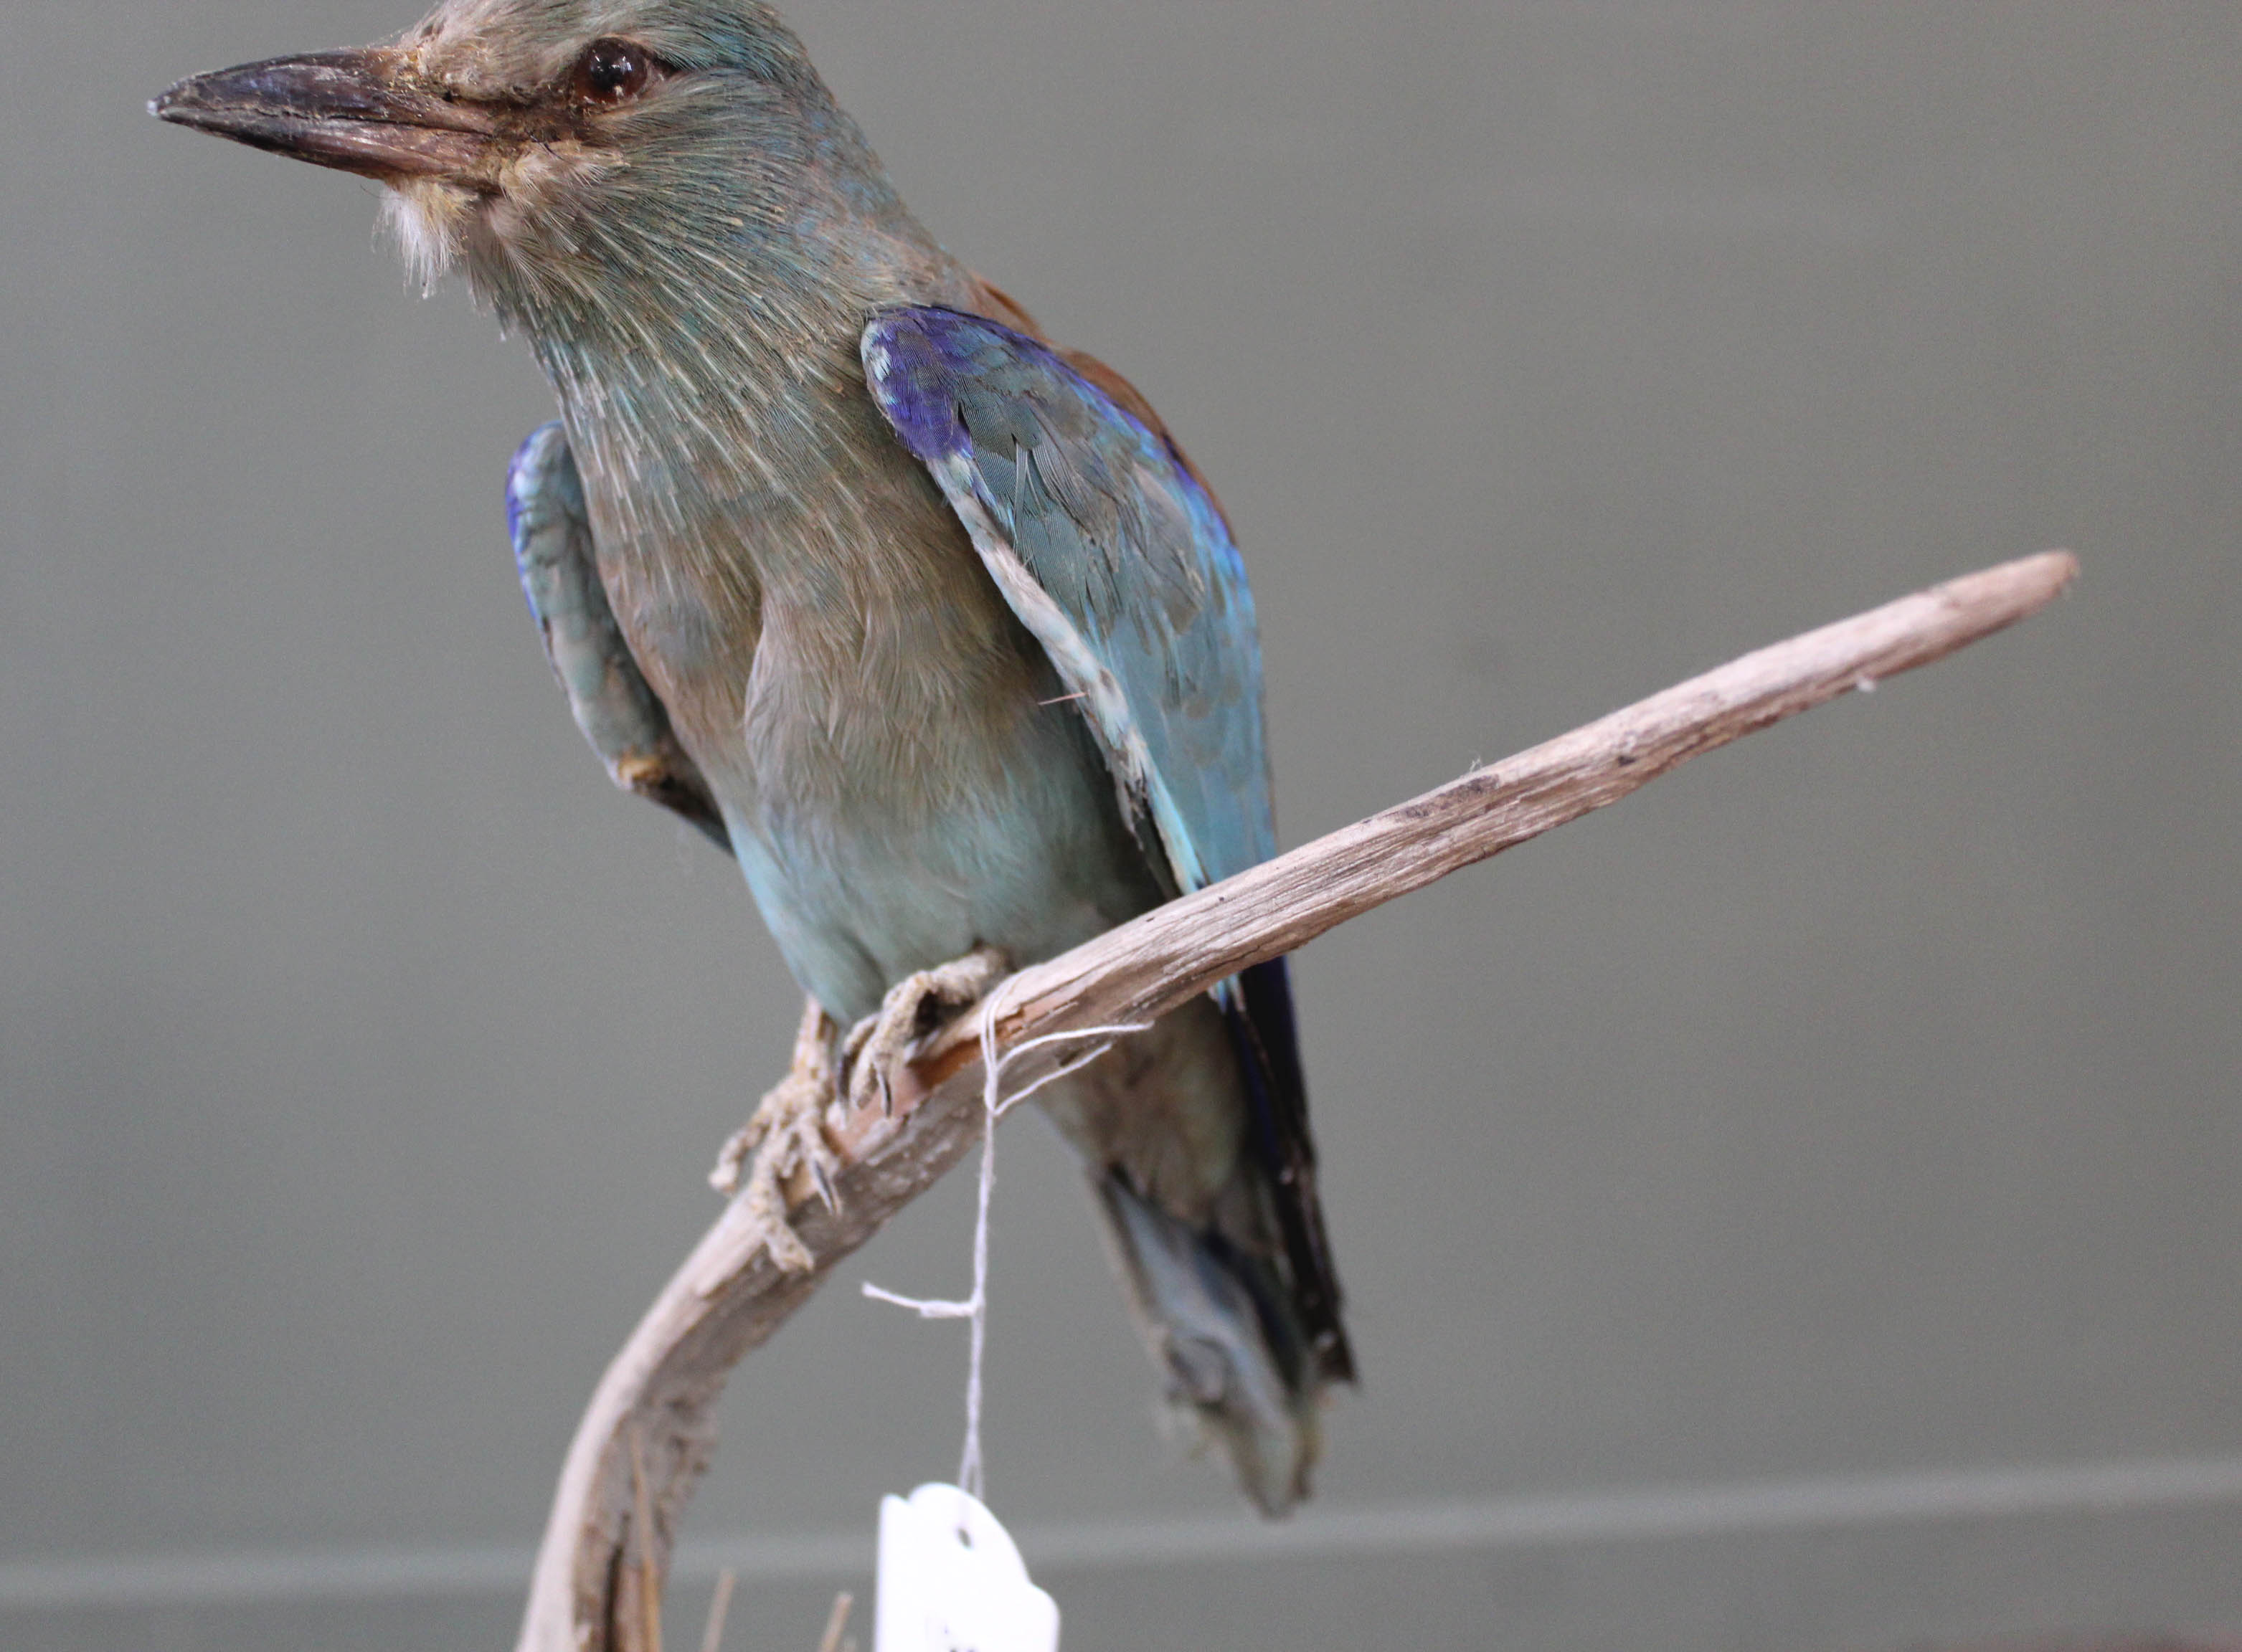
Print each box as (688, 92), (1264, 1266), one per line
(155, 0), (1351, 1513)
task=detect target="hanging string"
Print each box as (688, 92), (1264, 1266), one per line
(863, 984), (1150, 1501)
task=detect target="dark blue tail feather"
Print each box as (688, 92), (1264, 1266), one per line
(1225, 957), (1354, 1385)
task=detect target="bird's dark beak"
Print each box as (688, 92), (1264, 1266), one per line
(152, 49), (501, 186)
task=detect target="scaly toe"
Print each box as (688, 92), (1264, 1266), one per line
(717, 1078), (839, 1272)
(710, 999), (845, 1266)
(842, 946), (1009, 1116)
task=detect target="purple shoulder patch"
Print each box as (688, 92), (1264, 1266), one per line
(861, 311), (973, 465)
(506, 427), (543, 549)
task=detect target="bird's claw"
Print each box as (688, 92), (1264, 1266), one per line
(841, 944), (1009, 1116)
(706, 948), (1007, 1274)
(711, 998), (841, 1275)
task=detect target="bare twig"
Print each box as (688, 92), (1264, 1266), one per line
(695, 1569), (739, 1649)
(815, 1592), (855, 1652)
(629, 1427), (662, 1652)
(696, 1570), (736, 1652)
(516, 551), (2078, 1652)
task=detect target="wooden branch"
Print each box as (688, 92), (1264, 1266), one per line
(516, 551), (2078, 1652)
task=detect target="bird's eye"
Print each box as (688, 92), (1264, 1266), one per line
(572, 37), (659, 105)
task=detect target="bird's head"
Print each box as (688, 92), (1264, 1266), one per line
(155, 1), (921, 352)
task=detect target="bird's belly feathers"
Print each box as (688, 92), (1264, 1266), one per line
(577, 386), (1164, 1024)
(718, 546), (1160, 1026)
(724, 712), (1153, 1026)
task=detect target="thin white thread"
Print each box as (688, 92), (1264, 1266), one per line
(862, 984), (1150, 1501)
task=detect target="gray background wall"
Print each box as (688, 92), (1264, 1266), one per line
(4, 2), (2237, 1648)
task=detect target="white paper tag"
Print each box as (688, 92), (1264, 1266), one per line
(876, 1483), (1059, 1652)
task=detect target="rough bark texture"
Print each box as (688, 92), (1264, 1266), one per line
(518, 551), (2078, 1652)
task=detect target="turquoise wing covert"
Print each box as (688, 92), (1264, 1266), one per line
(862, 308), (1351, 1385)
(506, 422), (734, 855)
(861, 308), (1274, 898)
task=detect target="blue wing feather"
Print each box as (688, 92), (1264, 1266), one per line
(863, 309), (1351, 1383)
(861, 308), (1274, 898)
(506, 423), (733, 854)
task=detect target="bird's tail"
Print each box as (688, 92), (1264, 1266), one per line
(1086, 1169), (1331, 1515)
(1061, 958), (1351, 1516)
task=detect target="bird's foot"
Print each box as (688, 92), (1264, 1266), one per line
(711, 997), (841, 1274)
(840, 944), (1010, 1117)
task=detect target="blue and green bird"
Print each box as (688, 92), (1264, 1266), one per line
(157, 0), (1351, 1513)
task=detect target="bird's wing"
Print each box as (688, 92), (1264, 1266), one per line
(861, 306), (1272, 896)
(506, 422), (733, 855)
(862, 308), (1351, 1383)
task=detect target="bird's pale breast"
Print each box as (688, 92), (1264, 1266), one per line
(588, 391), (1161, 1022)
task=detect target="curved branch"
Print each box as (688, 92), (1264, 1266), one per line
(516, 551), (2078, 1652)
